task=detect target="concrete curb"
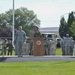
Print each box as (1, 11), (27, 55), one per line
(0, 55), (75, 62)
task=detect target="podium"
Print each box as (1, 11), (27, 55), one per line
(33, 37), (44, 56)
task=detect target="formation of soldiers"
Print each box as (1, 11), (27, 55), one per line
(0, 25), (75, 56)
(61, 34), (74, 55)
(22, 26), (75, 56)
(0, 39), (13, 56)
(22, 25), (57, 55)
(44, 35), (56, 55)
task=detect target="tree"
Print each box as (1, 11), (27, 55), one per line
(67, 12), (75, 36)
(67, 12), (75, 27)
(69, 22), (75, 39)
(59, 17), (67, 38)
(0, 7), (40, 36)
(59, 11), (75, 39)
(0, 13), (8, 30)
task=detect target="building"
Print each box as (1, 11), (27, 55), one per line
(40, 27), (61, 47)
(39, 27), (60, 38)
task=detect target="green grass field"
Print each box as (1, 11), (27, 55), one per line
(56, 48), (62, 55)
(0, 62), (75, 75)
(0, 48), (75, 75)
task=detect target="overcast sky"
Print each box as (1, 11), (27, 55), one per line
(0, 0), (75, 27)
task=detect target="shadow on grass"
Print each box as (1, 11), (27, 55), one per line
(54, 61), (71, 64)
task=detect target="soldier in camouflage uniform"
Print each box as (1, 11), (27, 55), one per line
(34, 28), (42, 37)
(63, 34), (74, 55)
(1, 39), (7, 55)
(44, 35), (56, 55)
(61, 36), (66, 55)
(49, 40), (56, 55)
(70, 37), (74, 55)
(44, 36), (50, 55)
(14, 26), (26, 57)
(29, 25), (39, 55)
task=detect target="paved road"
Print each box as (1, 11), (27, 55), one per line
(0, 55), (75, 62)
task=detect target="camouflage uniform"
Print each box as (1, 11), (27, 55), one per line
(61, 37), (66, 55)
(7, 40), (13, 55)
(63, 34), (74, 55)
(29, 26), (41, 55)
(34, 32), (42, 37)
(15, 26), (26, 57)
(1, 39), (7, 55)
(70, 37), (74, 55)
(45, 37), (56, 55)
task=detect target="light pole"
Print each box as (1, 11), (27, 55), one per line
(60, 13), (69, 18)
(12, 0), (15, 46)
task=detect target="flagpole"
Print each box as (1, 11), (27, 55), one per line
(12, 0), (15, 46)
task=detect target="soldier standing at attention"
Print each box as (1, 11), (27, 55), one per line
(61, 36), (66, 55)
(64, 34), (72, 55)
(14, 26), (26, 57)
(1, 39), (7, 56)
(7, 40), (13, 55)
(70, 37), (74, 55)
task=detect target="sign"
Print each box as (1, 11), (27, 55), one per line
(36, 40), (41, 45)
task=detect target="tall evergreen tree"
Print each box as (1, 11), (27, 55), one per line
(67, 12), (75, 27)
(69, 22), (75, 40)
(59, 11), (75, 39)
(67, 12), (75, 36)
(59, 17), (67, 38)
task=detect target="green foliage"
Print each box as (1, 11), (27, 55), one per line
(59, 17), (67, 38)
(0, 13), (7, 30)
(67, 12), (75, 27)
(59, 11), (75, 39)
(0, 7), (40, 35)
(69, 22), (75, 39)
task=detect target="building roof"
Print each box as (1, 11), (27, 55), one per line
(40, 27), (59, 33)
